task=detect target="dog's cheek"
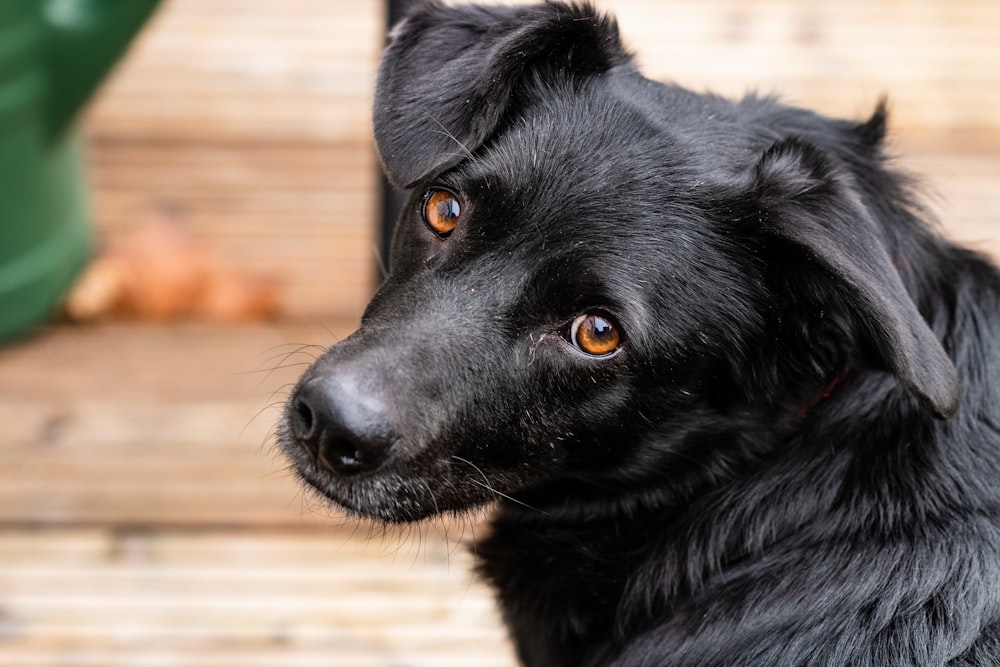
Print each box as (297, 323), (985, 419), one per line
(417, 348), (618, 493)
(505, 340), (639, 469)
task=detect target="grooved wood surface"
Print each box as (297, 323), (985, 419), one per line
(0, 528), (512, 667)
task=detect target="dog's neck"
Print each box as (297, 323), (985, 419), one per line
(796, 365), (853, 419)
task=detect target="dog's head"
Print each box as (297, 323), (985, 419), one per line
(279, 1), (959, 522)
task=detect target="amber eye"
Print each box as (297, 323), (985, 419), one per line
(421, 189), (462, 237)
(569, 313), (622, 356)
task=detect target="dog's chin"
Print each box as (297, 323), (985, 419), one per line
(294, 465), (448, 524)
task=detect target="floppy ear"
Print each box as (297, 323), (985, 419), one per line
(373, 1), (631, 188)
(752, 138), (960, 418)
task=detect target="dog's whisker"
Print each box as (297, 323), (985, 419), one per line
(238, 361), (314, 377)
(320, 323), (343, 346)
(419, 478), (442, 517)
(372, 244), (389, 282)
(451, 455), (550, 516)
(255, 341), (324, 357)
(241, 397), (294, 445)
(250, 344), (323, 371)
(244, 345), (323, 374)
(466, 478), (549, 516)
(247, 344), (323, 391)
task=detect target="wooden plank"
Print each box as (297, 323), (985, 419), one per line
(903, 142), (1000, 259)
(85, 140), (380, 320)
(0, 529), (515, 667)
(607, 0), (1000, 139)
(85, 0), (382, 143)
(0, 323), (349, 400)
(0, 324), (352, 526)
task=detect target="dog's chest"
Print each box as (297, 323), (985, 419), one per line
(475, 516), (659, 667)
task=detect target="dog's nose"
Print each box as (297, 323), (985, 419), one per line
(289, 375), (396, 475)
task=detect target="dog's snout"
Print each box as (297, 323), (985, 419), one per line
(289, 375), (396, 475)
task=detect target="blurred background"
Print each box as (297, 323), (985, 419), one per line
(0, 0), (997, 665)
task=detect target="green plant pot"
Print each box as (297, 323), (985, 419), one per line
(0, 0), (159, 342)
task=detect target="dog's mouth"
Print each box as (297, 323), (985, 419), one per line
(279, 416), (429, 522)
(295, 464), (438, 524)
(279, 413), (506, 523)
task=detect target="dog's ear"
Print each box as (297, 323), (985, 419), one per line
(373, 1), (631, 188)
(752, 137), (960, 418)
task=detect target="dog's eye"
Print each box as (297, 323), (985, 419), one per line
(569, 313), (622, 357)
(421, 189), (462, 237)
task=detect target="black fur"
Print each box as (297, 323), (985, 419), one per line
(279, 2), (1000, 664)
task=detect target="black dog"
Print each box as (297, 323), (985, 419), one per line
(279, 2), (1000, 664)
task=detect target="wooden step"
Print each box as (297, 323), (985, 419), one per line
(0, 528), (515, 667)
(0, 324), (356, 527)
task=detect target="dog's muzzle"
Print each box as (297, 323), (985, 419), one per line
(288, 373), (398, 475)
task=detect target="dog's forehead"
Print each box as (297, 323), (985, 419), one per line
(448, 81), (747, 232)
(465, 90), (682, 198)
